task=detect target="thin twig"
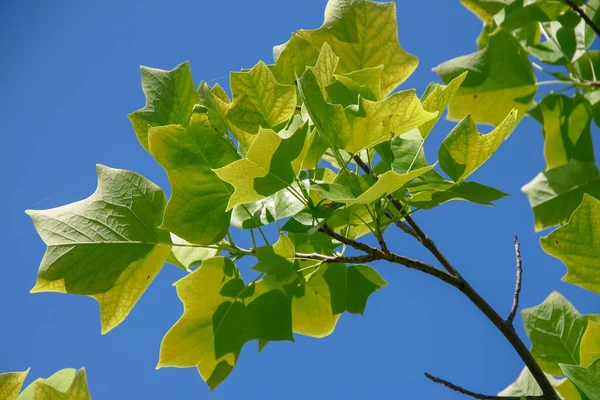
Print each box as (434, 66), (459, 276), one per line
(507, 236), (523, 325)
(561, 0), (600, 36)
(424, 373), (544, 400)
(385, 209), (420, 239)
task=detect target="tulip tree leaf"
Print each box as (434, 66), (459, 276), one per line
(439, 109), (518, 182)
(213, 119), (309, 211)
(580, 321), (600, 367)
(129, 62), (199, 151)
(167, 233), (219, 272)
(541, 194), (600, 295)
(158, 257), (293, 390)
(296, 0), (418, 97)
(19, 368), (91, 400)
(0, 369), (29, 400)
(407, 180), (508, 209)
(497, 366), (562, 397)
(299, 48), (436, 154)
(253, 234), (297, 281)
(149, 113), (240, 245)
(529, 94), (594, 170)
(523, 161), (600, 231)
(230, 61), (297, 129)
(292, 263), (386, 338)
(434, 30), (536, 126)
(418, 72), (468, 138)
(270, 34), (320, 85)
(522, 291), (590, 375)
(26, 165), (172, 333)
(560, 359), (600, 400)
(231, 185), (306, 229)
(311, 165), (434, 205)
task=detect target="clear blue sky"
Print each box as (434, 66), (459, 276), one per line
(2, 0), (599, 399)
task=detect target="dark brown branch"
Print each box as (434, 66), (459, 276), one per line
(561, 0), (600, 36)
(507, 236), (523, 325)
(424, 373), (544, 400)
(347, 156), (560, 399)
(384, 209), (420, 238)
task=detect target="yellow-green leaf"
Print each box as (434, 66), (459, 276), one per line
(213, 118), (309, 211)
(27, 165), (172, 333)
(167, 233), (219, 272)
(434, 29), (536, 126)
(270, 34), (320, 85)
(129, 62), (199, 151)
(0, 369), (29, 400)
(149, 113), (239, 245)
(158, 257), (293, 390)
(296, 0), (418, 96)
(18, 368), (91, 400)
(439, 109), (518, 182)
(560, 359), (600, 400)
(580, 321), (600, 367)
(541, 194), (600, 295)
(418, 72), (468, 138)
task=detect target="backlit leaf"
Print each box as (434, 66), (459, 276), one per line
(438, 109), (518, 182)
(158, 257), (293, 390)
(541, 194), (600, 295)
(129, 62), (199, 151)
(149, 113), (239, 245)
(497, 366), (561, 397)
(434, 30), (536, 126)
(167, 233), (219, 272)
(418, 72), (468, 138)
(27, 165), (172, 333)
(407, 180), (508, 209)
(18, 368), (91, 400)
(296, 0), (418, 96)
(580, 321), (600, 367)
(560, 359), (600, 400)
(522, 291), (589, 375)
(0, 369), (28, 400)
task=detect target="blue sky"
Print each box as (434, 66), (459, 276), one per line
(2, 0), (599, 399)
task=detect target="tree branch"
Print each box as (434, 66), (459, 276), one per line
(344, 156), (560, 399)
(507, 236), (523, 325)
(561, 0), (600, 36)
(424, 373), (544, 400)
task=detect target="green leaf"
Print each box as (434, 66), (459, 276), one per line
(299, 48), (435, 154)
(291, 263), (386, 337)
(418, 72), (468, 138)
(230, 61), (297, 129)
(438, 109), (518, 182)
(167, 233), (219, 272)
(523, 160), (600, 231)
(0, 369), (29, 400)
(158, 257), (293, 390)
(541, 194), (600, 295)
(561, 359), (600, 400)
(434, 30), (536, 126)
(26, 165), (172, 333)
(460, 0), (508, 25)
(129, 62), (199, 151)
(296, 0), (418, 96)
(497, 366), (562, 397)
(18, 368), (91, 400)
(311, 165), (434, 205)
(580, 321), (600, 367)
(522, 291), (590, 375)
(213, 118), (309, 211)
(231, 186), (305, 229)
(270, 34), (320, 85)
(529, 94), (594, 170)
(406, 181), (508, 209)
(253, 234), (297, 281)
(149, 112), (239, 245)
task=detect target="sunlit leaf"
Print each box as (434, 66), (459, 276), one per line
(438, 109), (518, 182)
(580, 321), (600, 367)
(434, 30), (536, 126)
(149, 113), (239, 245)
(129, 62), (199, 151)
(158, 257), (293, 390)
(522, 291), (590, 375)
(27, 165), (172, 333)
(18, 368), (91, 400)
(560, 359), (600, 400)
(497, 366), (561, 397)
(0, 369), (28, 400)
(167, 233), (219, 272)
(541, 194), (600, 295)
(407, 180), (508, 209)
(296, 0), (418, 96)
(418, 72), (467, 138)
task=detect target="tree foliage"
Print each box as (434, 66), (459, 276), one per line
(13, 0), (600, 398)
